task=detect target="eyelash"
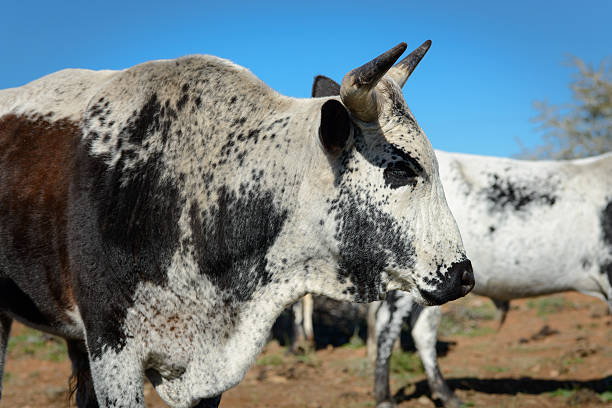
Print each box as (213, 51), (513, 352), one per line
(383, 161), (419, 189)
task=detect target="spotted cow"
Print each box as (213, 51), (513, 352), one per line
(311, 74), (612, 408)
(0, 42), (474, 407)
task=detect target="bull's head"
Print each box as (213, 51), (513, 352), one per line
(305, 41), (474, 305)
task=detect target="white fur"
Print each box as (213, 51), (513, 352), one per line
(0, 69), (118, 121)
(437, 150), (612, 302)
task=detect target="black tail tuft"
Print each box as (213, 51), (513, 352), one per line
(67, 340), (99, 407)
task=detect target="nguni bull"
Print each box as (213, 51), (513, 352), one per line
(311, 74), (612, 408)
(0, 41), (474, 408)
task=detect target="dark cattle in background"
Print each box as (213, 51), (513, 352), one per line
(273, 295), (366, 351)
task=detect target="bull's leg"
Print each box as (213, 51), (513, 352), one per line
(67, 339), (99, 408)
(193, 394), (222, 408)
(0, 313), (12, 401)
(412, 306), (461, 408)
(87, 342), (145, 408)
(373, 292), (414, 408)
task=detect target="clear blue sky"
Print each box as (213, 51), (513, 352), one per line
(2, 0), (610, 157)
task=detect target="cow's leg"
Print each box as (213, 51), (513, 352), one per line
(193, 394), (222, 408)
(67, 339), (99, 408)
(290, 298), (305, 353)
(412, 306), (461, 408)
(0, 313), (12, 401)
(291, 295), (314, 352)
(373, 292), (414, 408)
(87, 342), (145, 408)
(302, 294), (314, 344)
(366, 301), (381, 363)
(491, 298), (510, 328)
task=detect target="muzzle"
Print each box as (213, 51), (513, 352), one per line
(419, 259), (475, 305)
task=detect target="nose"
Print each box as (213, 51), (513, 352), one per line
(419, 259), (475, 305)
(459, 263), (475, 295)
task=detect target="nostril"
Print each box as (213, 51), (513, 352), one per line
(461, 269), (474, 286)
(460, 268), (475, 295)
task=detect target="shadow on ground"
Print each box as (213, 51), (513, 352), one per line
(395, 375), (612, 404)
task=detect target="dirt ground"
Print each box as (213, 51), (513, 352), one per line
(2, 292), (611, 407)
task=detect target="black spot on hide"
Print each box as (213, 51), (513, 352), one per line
(189, 186), (288, 302)
(126, 94), (161, 144)
(581, 258), (591, 269)
(114, 93), (176, 146)
(333, 176), (415, 302)
(176, 93), (189, 111)
(484, 174), (557, 212)
(602, 200), (612, 247)
(71, 146), (182, 359)
(602, 263), (612, 289)
(601, 200), (612, 280)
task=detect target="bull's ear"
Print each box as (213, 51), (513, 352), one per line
(319, 100), (351, 155)
(312, 75), (341, 97)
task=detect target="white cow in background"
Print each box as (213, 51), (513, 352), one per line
(371, 150), (612, 408)
(310, 75), (612, 408)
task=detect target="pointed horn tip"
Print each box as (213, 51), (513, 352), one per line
(343, 42), (408, 89)
(392, 42), (408, 57)
(422, 39), (432, 49)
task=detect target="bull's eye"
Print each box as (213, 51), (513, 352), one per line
(383, 161), (419, 189)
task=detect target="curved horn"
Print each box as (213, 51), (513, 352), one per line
(388, 40), (432, 88)
(340, 42), (407, 122)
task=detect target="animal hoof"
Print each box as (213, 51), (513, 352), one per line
(376, 401), (397, 408)
(442, 396), (463, 408)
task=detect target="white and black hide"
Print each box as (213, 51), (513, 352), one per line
(0, 41), (473, 408)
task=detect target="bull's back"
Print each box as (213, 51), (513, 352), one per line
(0, 69), (116, 337)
